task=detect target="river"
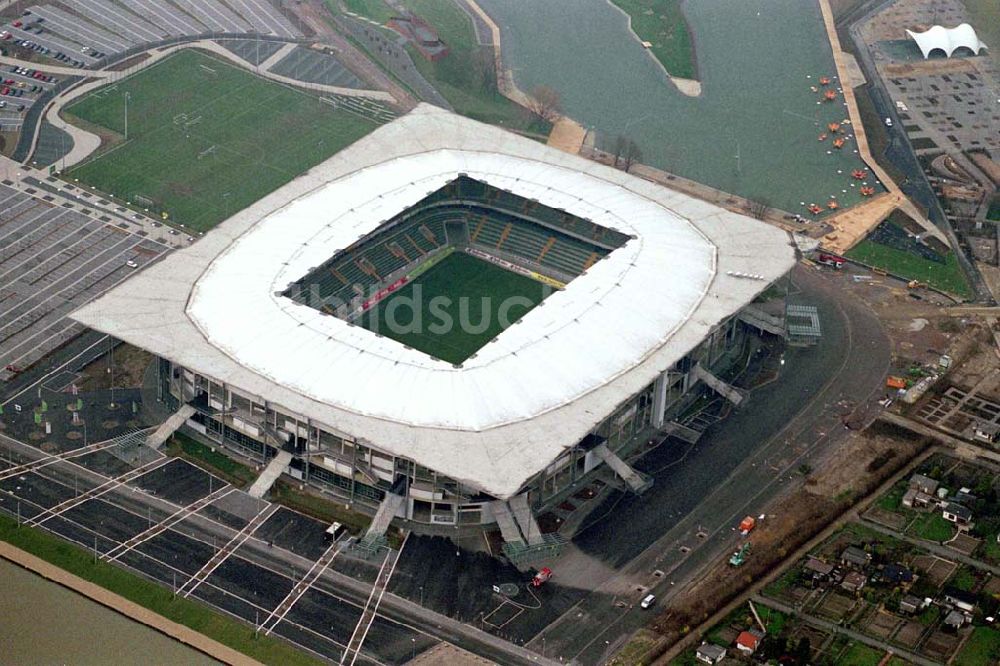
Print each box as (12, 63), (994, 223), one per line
(478, 0), (882, 215)
(0, 558), (218, 665)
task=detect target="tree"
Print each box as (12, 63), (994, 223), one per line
(747, 198), (771, 220)
(622, 139), (642, 172)
(611, 134), (628, 168)
(793, 637), (811, 665)
(527, 85), (562, 123)
(473, 48), (497, 95)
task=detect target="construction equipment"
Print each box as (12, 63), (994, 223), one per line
(729, 543), (751, 567)
(907, 280), (927, 289)
(739, 516), (757, 536)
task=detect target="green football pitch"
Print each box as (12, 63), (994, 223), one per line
(63, 49), (380, 232)
(359, 252), (549, 365)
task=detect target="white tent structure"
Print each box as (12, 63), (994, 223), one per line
(906, 24), (988, 59)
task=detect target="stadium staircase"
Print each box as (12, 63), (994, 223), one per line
(365, 491), (405, 540)
(489, 500), (525, 546)
(145, 404), (196, 449)
(351, 491), (404, 559)
(692, 364), (746, 406)
(738, 305), (786, 337)
(247, 450), (292, 499)
(592, 444), (653, 494)
(509, 493), (544, 545)
(661, 421), (703, 444)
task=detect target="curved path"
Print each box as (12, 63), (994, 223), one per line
(530, 264), (893, 664)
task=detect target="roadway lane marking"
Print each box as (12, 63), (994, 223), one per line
(179, 501), (279, 598)
(259, 537), (346, 636)
(340, 533), (408, 666)
(102, 485), (235, 562)
(28, 455), (169, 526)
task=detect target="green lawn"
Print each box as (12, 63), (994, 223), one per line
(0, 514), (320, 665)
(610, 0), (697, 79)
(360, 251), (548, 365)
(167, 432), (257, 488)
(63, 49), (380, 232)
(955, 626), (1000, 666)
(907, 511), (955, 542)
(336, 0), (396, 23)
(839, 641), (886, 666)
(399, 0), (549, 133)
(846, 239), (972, 299)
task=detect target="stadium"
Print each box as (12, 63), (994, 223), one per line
(73, 105), (797, 557)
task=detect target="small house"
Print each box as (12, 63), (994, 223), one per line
(942, 502), (973, 528)
(902, 488), (934, 508)
(804, 557), (835, 581)
(880, 563), (914, 585)
(841, 570), (867, 594)
(909, 473), (939, 495)
(695, 643), (727, 664)
(899, 594), (925, 614)
(974, 421), (1000, 444)
(943, 609), (968, 631)
(735, 630), (762, 654)
(945, 588), (977, 613)
(840, 546), (871, 569)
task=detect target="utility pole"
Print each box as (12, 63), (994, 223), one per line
(124, 92), (131, 141)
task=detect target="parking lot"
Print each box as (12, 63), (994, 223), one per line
(0, 437), (439, 665)
(1, 0), (301, 73)
(0, 63), (60, 132)
(0, 182), (169, 378)
(269, 46), (364, 89)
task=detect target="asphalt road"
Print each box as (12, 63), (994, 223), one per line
(530, 265), (893, 664)
(0, 432), (555, 666)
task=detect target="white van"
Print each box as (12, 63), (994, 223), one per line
(641, 593), (656, 609)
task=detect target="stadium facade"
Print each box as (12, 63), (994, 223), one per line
(73, 105), (797, 551)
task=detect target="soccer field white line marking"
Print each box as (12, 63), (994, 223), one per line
(340, 533), (408, 666)
(28, 455), (169, 526)
(259, 537), (344, 635)
(179, 501), (278, 597)
(103, 485), (235, 562)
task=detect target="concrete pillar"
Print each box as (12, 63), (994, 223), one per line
(652, 370), (669, 428)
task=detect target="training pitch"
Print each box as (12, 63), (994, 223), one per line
(64, 49), (380, 232)
(359, 251), (549, 365)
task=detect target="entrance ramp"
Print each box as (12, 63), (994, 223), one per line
(692, 364), (745, 406)
(738, 305), (786, 337)
(592, 444), (652, 494)
(509, 493), (544, 545)
(146, 404), (196, 449)
(248, 450), (292, 499)
(365, 491), (405, 539)
(490, 500), (526, 546)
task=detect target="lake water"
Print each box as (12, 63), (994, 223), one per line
(479, 0), (881, 215)
(0, 558), (218, 665)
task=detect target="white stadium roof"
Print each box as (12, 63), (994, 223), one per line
(73, 105), (796, 499)
(906, 24), (988, 59)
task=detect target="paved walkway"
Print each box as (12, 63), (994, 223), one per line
(0, 541), (261, 665)
(816, 0), (944, 252)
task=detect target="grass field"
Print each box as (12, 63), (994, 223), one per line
(846, 239), (972, 299)
(955, 626), (1000, 666)
(839, 642), (886, 666)
(359, 251), (548, 364)
(907, 511), (955, 542)
(611, 0), (696, 79)
(64, 49), (380, 232)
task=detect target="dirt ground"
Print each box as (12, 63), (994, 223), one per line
(76, 343), (153, 391)
(648, 425), (927, 645)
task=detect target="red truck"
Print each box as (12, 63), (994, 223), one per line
(817, 253), (845, 269)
